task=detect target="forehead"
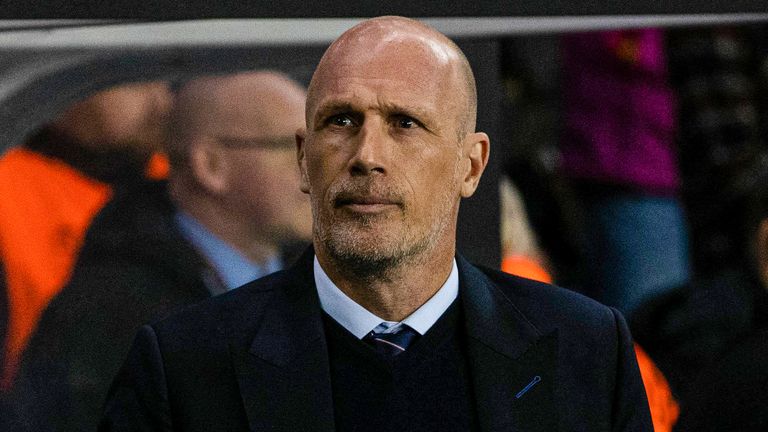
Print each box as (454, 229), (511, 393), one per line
(310, 35), (462, 118)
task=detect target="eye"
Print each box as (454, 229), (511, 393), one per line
(328, 114), (355, 127)
(394, 116), (418, 129)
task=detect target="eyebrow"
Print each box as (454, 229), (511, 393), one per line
(379, 102), (432, 124)
(313, 100), (435, 129)
(312, 101), (355, 127)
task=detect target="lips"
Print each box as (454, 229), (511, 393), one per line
(334, 192), (402, 213)
(336, 196), (395, 206)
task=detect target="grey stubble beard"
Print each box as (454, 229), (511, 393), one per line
(311, 172), (459, 282)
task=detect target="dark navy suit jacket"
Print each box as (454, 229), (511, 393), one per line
(100, 250), (652, 431)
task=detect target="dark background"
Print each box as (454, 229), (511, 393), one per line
(0, 0), (767, 19)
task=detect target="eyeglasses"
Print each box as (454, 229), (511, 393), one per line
(215, 135), (296, 150)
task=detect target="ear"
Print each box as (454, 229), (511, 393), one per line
(460, 132), (490, 198)
(188, 138), (229, 194)
(756, 219), (768, 288)
(296, 128), (311, 194)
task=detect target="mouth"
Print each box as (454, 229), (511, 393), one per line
(334, 194), (401, 214)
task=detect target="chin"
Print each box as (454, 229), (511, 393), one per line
(320, 224), (431, 276)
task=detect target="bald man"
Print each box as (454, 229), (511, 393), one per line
(166, 71), (312, 288)
(6, 71), (312, 432)
(101, 18), (651, 431)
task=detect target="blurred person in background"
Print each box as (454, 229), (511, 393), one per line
(558, 29), (691, 318)
(672, 153), (768, 431)
(631, 25), (768, 398)
(4, 70), (312, 431)
(499, 176), (552, 283)
(0, 81), (173, 390)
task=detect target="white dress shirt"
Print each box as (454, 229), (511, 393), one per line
(314, 255), (459, 338)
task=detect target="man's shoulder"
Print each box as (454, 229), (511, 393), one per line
(470, 263), (620, 332)
(478, 265), (607, 307)
(148, 269), (294, 343)
(72, 181), (211, 289)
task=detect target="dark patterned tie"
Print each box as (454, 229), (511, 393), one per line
(363, 325), (419, 356)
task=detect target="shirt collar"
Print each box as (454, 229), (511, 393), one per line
(174, 210), (282, 290)
(314, 255), (459, 339)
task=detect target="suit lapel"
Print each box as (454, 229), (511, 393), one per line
(459, 256), (558, 432)
(229, 251), (335, 432)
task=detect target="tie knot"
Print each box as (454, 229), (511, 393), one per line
(363, 325), (419, 356)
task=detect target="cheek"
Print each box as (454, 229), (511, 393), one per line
(305, 149), (340, 193)
(229, 158), (269, 194)
(409, 154), (460, 209)
(234, 175), (269, 207)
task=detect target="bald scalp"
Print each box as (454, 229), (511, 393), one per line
(168, 70), (305, 169)
(307, 16), (477, 139)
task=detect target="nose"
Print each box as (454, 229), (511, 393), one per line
(348, 119), (389, 176)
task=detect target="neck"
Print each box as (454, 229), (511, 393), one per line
(315, 235), (456, 322)
(170, 181), (280, 265)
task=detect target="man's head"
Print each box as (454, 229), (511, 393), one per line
(169, 71), (312, 260)
(743, 158), (768, 291)
(297, 16), (489, 276)
(52, 81), (173, 154)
